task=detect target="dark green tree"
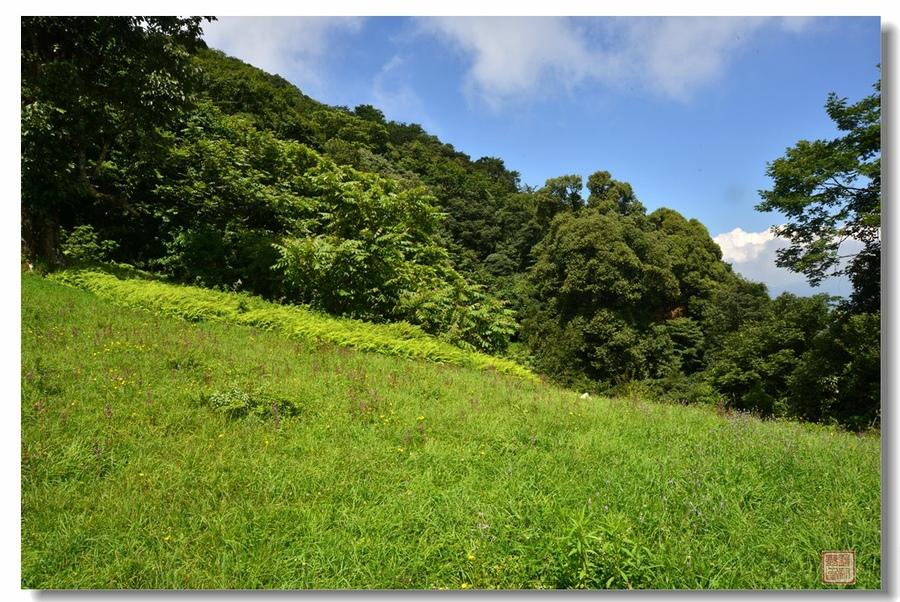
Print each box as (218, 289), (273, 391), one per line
(757, 77), (880, 313)
(709, 293), (833, 416)
(788, 311), (880, 429)
(587, 170), (644, 216)
(21, 16), (211, 262)
(542, 175), (584, 212)
(524, 203), (681, 385)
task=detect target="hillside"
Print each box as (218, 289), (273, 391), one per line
(22, 273), (880, 589)
(22, 17), (880, 429)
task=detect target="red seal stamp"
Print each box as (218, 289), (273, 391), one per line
(821, 551), (856, 585)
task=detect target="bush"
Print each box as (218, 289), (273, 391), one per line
(200, 387), (302, 420)
(61, 225), (118, 263)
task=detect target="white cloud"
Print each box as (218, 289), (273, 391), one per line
(714, 226), (778, 263)
(420, 16), (814, 106)
(202, 17), (363, 90)
(714, 226), (860, 297)
(620, 17), (771, 101)
(420, 17), (601, 108)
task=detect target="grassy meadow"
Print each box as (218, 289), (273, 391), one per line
(21, 273), (880, 589)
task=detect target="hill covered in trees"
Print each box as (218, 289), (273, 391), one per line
(21, 17), (880, 429)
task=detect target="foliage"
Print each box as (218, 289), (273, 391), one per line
(60, 225), (119, 263)
(787, 310), (880, 429)
(194, 48), (527, 278)
(747, 75), (881, 427)
(50, 268), (533, 380)
(542, 174), (585, 212)
(200, 387), (302, 420)
(523, 188), (730, 387)
(552, 508), (656, 589)
(757, 78), (881, 313)
(587, 170), (644, 216)
(708, 294), (834, 416)
(149, 105), (516, 352)
(21, 16), (211, 261)
(22, 273), (881, 588)
(694, 272), (771, 356)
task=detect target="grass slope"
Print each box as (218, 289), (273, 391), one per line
(50, 268), (533, 380)
(22, 274), (880, 589)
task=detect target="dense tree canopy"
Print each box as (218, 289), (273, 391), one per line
(21, 16), (211, 261)
(522, 184), (732, 389)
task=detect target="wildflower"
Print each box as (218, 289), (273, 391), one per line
(460, 583), (471, 590)
(467, 553), (476, 561)
(397, 447), (405, 453)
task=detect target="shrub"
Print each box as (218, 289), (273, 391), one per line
(60, 225), (118, 263)
(200, 387), (302, 420)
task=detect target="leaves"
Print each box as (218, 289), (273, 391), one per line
(757, 76), (880, 312)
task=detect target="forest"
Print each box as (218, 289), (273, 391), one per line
(21, 16), (881, 430)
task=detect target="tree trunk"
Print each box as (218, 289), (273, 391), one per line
(21, 201), (61, 266)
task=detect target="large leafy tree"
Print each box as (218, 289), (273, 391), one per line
(523, 190), (681, 385)
(21, 16), (211, 262)
(757, 78), (880, 312)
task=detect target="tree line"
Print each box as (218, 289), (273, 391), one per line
(21, 17), (881, 429)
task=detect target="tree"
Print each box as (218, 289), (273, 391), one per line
(523, 205), (682, 385)
(21, 16), (211, 262)
(756, 77), (880, 313)
(542, 175), (584, 211)
(709, 293), (833, 416)
(788, 311), (880, 429)
(587, 170), (644, 216)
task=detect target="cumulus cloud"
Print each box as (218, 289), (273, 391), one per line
(713, 226), (778, 263)
(714, 226), (859, 297)
(420, 17), (814, 106)
(202, 17), (363, 89)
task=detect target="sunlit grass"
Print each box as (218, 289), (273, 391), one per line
(50, 267), (534, 380)
(22, 273), (880, 589)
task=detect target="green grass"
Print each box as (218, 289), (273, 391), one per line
(50, 267), (535, 380)
(22, 273), (881, 589)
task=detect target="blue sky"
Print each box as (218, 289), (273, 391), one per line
(202, 16), (880, 297)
